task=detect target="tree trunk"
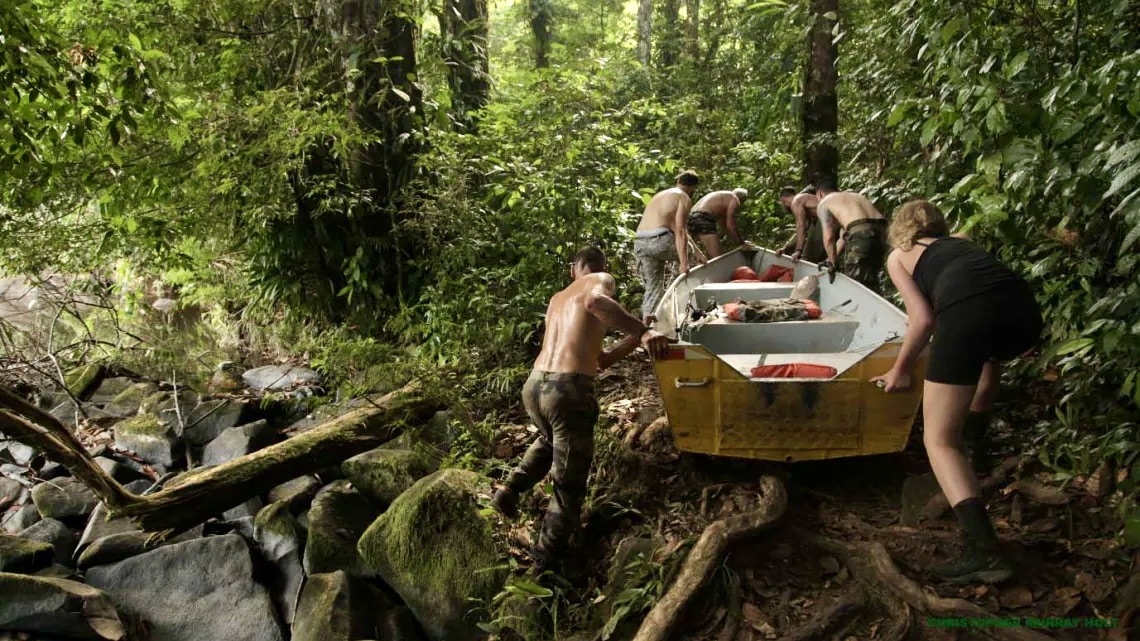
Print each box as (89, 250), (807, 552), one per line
(659, 0), (681, 67)
(684, 0), (699, 60)
(802, 0), (839, 187)
(440, 0), (490, 124)
(529, 0), (552, 68)
(637, 0), (653, 66)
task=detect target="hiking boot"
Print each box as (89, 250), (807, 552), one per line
(492, 487), (519, 519)
(932, 545), (1015, 584)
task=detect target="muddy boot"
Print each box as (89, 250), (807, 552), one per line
(962, 411), (993, 475)
(492, 487), (520, 519)
(933, 497), (1014, 584)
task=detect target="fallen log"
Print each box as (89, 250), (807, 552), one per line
(632, 475), (788, 641)
(0, 382), (441, 534)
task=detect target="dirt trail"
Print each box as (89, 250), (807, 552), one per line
(493, 355), (1135, 641)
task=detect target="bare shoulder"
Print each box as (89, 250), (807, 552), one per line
(792, 193), (817, 208)
(587, 272), (617, 293)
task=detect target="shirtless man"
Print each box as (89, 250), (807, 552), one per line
(634, 170), (700, 325)
(686, 188), (751, 258)
(814, 178), (888, 292)
(776, 186), (827, 263)
(492, 246), (670, 575)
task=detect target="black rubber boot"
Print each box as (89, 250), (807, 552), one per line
(962, 411), (993, 475)
(933, 497), (1014, 584)
(492, 487), (520, 519)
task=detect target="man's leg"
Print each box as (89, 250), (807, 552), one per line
(532, 380), (598, 572)
(699, 234), (721, 258)
(637, 239), (668, 325)
(494, 375), (553, 518)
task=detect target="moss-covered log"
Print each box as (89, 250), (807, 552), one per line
(0, 383), (440, 535)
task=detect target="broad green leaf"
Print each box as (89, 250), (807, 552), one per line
(1104, 162), (1140, 199)
(1053, 338), (1095, 357)
(886, 103), (910, 127)
(940, 17), (965, 43)
(1005, 51), (1029, 79)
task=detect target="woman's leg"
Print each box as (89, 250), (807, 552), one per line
(964, 361), (999, 472)
(923, 378), (1014, 583)
(970, 361), (1000, 412)
(922, 380), (979, 506)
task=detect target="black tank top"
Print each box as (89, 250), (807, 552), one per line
(912, 237), (1022, 312)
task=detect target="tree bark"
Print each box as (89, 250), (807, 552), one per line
(684, 0), (699, 60)
(637, 0), (653, 66)
(802, 0), (839, 187)
(659, 0), (681, 68)
(529, 0), (552, 68)
(0, 383), (440, 534)
(440, 0), (490, 124)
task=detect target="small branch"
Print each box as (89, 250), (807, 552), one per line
(922, 455), (1027, 520)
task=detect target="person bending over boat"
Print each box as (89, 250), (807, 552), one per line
(776, 186), (827, 263)
(813, 178), (888, 293)
(872, 200), (1042, 584)
(687, 188), (752, 259)
(492, 246), (670, 576)
(634, 170), (700, 325)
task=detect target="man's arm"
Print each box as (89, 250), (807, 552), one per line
(674, 195), (693, 272)
(584, 275), (671, 360)
(790, 194), (815, 260)
(725, 203), (744, 246)
(817, 200), (839, 265)
(599, 333), (641, 371)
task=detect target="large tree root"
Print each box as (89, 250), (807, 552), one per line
(803, 531), (1056, 641)
(922, 455), (1028, 521)
(632, 475), (788, 641)
(774, 587), (870, 641)
(0, 383), (439, 534)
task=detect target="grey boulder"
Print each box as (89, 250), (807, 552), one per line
(202, 419), (275, 466)
(31, 477), (97, 520)
(85, 533), (283, 641)
(0, 572), (125, 640)
(243, 364), (321, 391)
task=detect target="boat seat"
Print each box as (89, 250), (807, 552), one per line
(718, 352), (867, 379)
(687, 312), (860, 354)
(692, 282), (797, 308)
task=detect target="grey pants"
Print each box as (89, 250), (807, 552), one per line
(634, 230), (678, 319)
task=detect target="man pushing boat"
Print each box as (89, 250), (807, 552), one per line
(786, 177), (888, 293)
(492, 246), (670, 576)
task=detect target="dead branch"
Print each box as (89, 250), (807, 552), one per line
(0, 382), (439, 534)
(632, 475), (788, 641)
(923, 455), (1029, 521)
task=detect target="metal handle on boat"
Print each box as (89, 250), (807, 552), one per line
(674, 377), (711, 388)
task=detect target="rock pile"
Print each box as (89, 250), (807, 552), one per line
(1, 364), (510, 641)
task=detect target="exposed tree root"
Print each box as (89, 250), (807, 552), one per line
(802, 531), (1056, 641)
(923, 455), (1028, 521)
(632, 475), (788, 641)
(774, 586), (869, 641)
(0, 383), (439, 534)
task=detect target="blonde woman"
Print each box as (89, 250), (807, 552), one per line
(872, 200), (1042, 584)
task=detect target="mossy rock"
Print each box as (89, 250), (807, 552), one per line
(0, 533), (55, 573)
(304, 481), (378, 577)
(63, 364), (104, 400)
(358, 469), (509, 641)
(103, 382), (159, 417)
(341, 448), (439, 508)
(113, 413), (180, 468)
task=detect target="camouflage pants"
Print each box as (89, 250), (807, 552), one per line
(733, 299), (814, 322)
(634, 230), (678, 319)
(504, 370), (599, 563)
(843, 219), (888, 294)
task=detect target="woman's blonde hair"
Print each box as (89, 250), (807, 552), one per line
(889, 200), (951, 250)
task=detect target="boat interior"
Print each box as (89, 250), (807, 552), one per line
(652, 248), (908, 380)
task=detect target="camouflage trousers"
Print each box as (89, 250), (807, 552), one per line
(730, 299), (817, 323)
(843, 219), (888, 294)
(503, 370), (599, 563)
(634, 229), (678, 319)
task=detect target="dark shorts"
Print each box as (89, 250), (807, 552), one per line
(926, 282), (1043, 385)
(843, 219), (888, 292)
(687, 211), (718, 236)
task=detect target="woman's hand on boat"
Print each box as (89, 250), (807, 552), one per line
(871, 368), (911, 392)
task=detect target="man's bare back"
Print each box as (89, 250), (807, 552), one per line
(816, 191), (884, 229)
(532, 273), (612, 376)
(637, 187), (691, 233)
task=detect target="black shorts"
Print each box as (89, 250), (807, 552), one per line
(687, 211), (718, 236)
(925, 282), (1043, 385)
